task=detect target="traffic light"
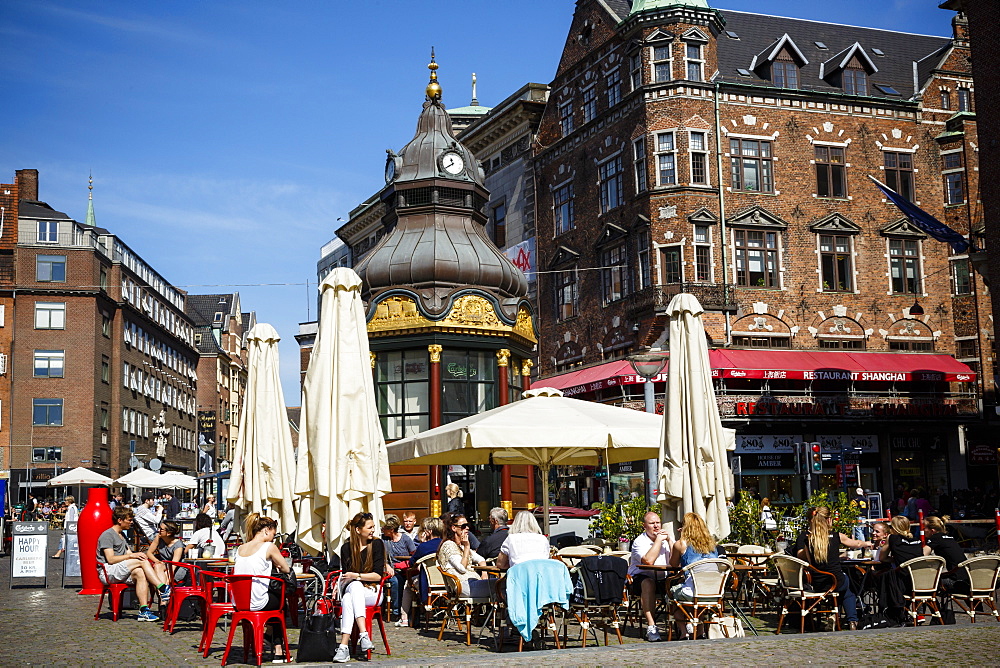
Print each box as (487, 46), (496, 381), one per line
(811, 442), (823, 473)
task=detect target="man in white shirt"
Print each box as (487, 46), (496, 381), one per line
(133, 494), (162, 543)
(627, 511), (674, 642)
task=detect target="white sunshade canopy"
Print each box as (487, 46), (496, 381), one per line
(127, 470), (196, 490)
(47, 467), (113, 486)
(114, 468), (161, 487)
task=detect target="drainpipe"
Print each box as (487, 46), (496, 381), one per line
(713, 79), (731, 345)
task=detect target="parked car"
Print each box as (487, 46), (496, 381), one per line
(534, 506), (600, 548)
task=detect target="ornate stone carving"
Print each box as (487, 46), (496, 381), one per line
(496, 349), (510, 367)
(428, 344), (443, 363)
(368, 293), (537, 344)
(370, 351), (377, 369)
(521, 359), (534, 376)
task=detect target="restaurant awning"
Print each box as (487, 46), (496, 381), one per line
(534, 349), (976, 395)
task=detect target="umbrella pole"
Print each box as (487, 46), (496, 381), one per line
(540, 463), (551, 542)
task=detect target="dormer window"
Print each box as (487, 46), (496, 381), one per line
(772, 52), (798, 89)
(843, 66), (867, 96)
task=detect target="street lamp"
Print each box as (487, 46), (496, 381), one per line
(627, 349), (669, 504)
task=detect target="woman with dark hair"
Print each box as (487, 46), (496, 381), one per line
(436, 513), (491, 598)
(146, 520), (187, 586)
(186, 512), (226, 558)
(333, 513), (386, 664)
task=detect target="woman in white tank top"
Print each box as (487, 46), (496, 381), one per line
(233, 514), (290, 612)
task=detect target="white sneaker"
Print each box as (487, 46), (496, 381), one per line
(359, 632), (375, 651)
(645, 625), (661, 642)
(332, 645), (350, 663)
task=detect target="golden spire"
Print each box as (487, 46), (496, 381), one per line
(426, 47), (442, 101)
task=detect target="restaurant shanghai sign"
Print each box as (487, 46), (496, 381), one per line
(718, 396), (978, 418)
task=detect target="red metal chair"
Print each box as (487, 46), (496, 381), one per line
(220, 574), (290, 667)
(160, 560), (206, 633)
(94, 562), (136, 621)
(329, 572), (392, 660)
(198, 569), (235, 658)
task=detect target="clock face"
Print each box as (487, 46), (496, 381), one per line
(442, 151), (465, 175)
(385, 157), (397, 183)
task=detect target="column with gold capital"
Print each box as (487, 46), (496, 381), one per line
(521, 359), (536, 510)
(496, 349), (512, 516)
(428, 344), (443, 517)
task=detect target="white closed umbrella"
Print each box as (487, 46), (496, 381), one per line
(657, 293), (735, 540)
(294, 268), (392, 557)
(47, 467), (113, 486)
(386, 388), (663, 533)
(227, 323), (297, 534)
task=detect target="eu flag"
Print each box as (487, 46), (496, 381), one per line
(869, 176), (975, 254)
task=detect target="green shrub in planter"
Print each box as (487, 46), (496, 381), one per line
(727, 490), (786, 547)
(589, 496), (657, 548)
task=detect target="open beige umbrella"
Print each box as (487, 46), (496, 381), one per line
(115, 468), (161, 489)
(294, 268), (391, 557)
(227, 323), (297, 534)
(657, 293), (735, 539)
(386, 388), (663, 534)
(47, 467), (113, 486)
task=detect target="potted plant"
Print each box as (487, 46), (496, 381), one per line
(589, 495), (657, 549)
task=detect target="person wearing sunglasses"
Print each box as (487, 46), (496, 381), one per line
(436, 514), (492, 598)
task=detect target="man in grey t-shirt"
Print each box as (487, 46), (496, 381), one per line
(97, 506), (169, 621)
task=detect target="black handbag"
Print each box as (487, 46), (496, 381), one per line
(296, 612), (337, 662)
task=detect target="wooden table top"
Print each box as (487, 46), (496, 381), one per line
(635, 564), (683, 572)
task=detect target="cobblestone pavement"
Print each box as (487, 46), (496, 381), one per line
(2, 549), (998, 666)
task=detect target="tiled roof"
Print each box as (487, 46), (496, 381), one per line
(19, 200), (72, 220)
(185, 294), (233, 327)
(194, 325), (222, 354)
(603, 0), (632, 22)
(716, 10), (951, 99)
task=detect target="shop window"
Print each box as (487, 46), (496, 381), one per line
(376, 350), (429, 440)
(442, 350), (496, 424)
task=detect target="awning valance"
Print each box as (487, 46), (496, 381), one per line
(534, 350), (975, 395)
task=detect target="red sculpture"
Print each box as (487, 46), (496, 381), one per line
(77, 487), (113, 595)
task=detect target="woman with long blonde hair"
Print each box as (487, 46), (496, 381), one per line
(879, 514), (929, 566)
(798, 509), (864, 628)
(667, 513), (718, 637)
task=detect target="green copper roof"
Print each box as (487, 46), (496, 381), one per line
(85, 174), (96, 226)
(630, 0), (710, 13)
(448, 105), (491, 116)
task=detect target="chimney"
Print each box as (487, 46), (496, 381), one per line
(16, 169), (38, 201)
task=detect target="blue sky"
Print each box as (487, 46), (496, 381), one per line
(1, 0), (955, 401)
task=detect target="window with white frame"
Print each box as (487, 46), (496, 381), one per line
(630, 52), (643, 90)
(34, 302), (66, 329)
(555, 267), (578, 321)
(815, 145), (847, 198)
(685, 43), (704, 82)
(883, 151), (914, 201)
(601, 244), (628, 304)
(36, 221), (58, 243)
(734, 229), (780, 288)
(582, 86), (597, 124)
(633, 138), (647, 193)
(559, 101), (575, 137)
(772, 54), (799, 89)
(656, 132), (676, 185)
(819, 235), (853, 292)
(730, 138), (773, 192)
(689, 131), (709, 185)
(607, 68), (621, 107)
(599, 155), (624, 213)
(693, 224), (712, 282)
(660, 246), (682, 284)
(33, 350), (65, 378)
(636, 232), (651, 290)
(888, 238), (921, 294)
(951, 257), (972, 295)
(652, 45), (672, 82)
(553, 182), (575, 235)
(843, 66), (867, 96)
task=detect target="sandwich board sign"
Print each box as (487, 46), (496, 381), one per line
(10, 522), (48, 588)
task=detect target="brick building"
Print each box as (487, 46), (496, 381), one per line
(184, 293), (253, 473)
(531, 0), (988, 505)
(1, 170), (201, 502)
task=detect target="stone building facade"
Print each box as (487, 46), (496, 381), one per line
(532, 0), (988, 504)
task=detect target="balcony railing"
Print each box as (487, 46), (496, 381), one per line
(626, 283), (738, 314)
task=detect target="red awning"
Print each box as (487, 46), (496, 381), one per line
(535, 349), (976, 394)
(712, 349), (976, 382)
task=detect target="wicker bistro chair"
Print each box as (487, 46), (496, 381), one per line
(771, 555), (840, 634)
(667, 558), (734, 640)
(898, 555), (947, 626)
(735, 545), (777, 615)
(417, 558), (451, 629)
(438, 571), (495, 646)
(950, 556), (1000, 622)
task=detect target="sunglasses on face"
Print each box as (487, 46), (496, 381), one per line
(455, 523), (470, 529)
